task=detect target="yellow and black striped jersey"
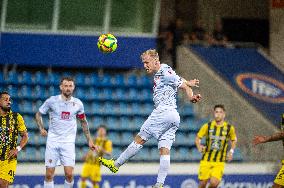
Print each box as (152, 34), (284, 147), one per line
(84, 137), (112, 165)
(197, 120), (236, 162)
(0, 111), (27, 161)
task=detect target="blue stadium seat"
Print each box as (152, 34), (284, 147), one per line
(103, 102), (115, 115)
(92, 116), (104, 126)
(112, 147), (123, 158)
(120, 116), (132, 130)
(47, 86), (60, 96)
(179, 147), (190, 161)
(22, 115), (35, 129)
(19, 71), (33, 85)
(175, 133), (188, 145)
(6, 71), (18, 85)
(33, 85), (46, 99)
(113, 74), (125, 87)
(33, 71), (47, 85)
(38, 134), (47, 145)
(113, 88), (125, 101)
(179, 105), (194, 116)
(85, 87), (98, 100)
(149, 147), (159, 160)
(91, 102), (103, 115)
(138, 75), (152, 87)
(189, 148), (202, 161)
(25, 147), (37, 161)
(188, 133), (196, 146)
(38, 147), (46, 160)
(140, 89), (152, 101)
(74, 87), (86, 100)
(75, 73), (85, 86)
(127, 88), (138, 101)
(100, 74), (111, 87)
(143, 103), (153, 114)
(85, 73), (99, 86)
(125, 75), (137, 87)
(76, 133), (86, 144)
(19, 100), (33, 113)
(0, 72), (5, 84)
(121, 132), (133, 145)
(108, 132), (121, 143)
(34, 100), (43, 112)
(7, 85), (18, 98)
(18, 85), (33, 99)
(133, 117), (145, 126)
(106, 117), (120, 128)
(48, 72), (60, 85)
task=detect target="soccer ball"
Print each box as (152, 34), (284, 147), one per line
(97, 34), (118, 53)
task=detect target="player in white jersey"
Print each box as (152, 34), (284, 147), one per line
(99, 49), (201, 188)
(35, 77), (97, 188)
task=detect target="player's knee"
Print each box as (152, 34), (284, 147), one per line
(198, 180), (208, 188)
(209, 179), (220, 188)
(272, 183), (282, 188)
(45, 172), (54, 181)
(65, 171), (74, 181)
(159, 147), (170, 155)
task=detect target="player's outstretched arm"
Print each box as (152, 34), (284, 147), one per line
(179, 81), (201, 103)
(182, 78), (200, 88)
(253, 131), (284, 145)
(35, 112), (47, 137)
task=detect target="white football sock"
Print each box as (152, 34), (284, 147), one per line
(157, 155), (170, 185)
(44, 181), (54, 188)
(64, 179), (74, 188)
(115, 141), (143, 167)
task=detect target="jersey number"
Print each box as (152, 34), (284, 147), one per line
(8, 170), (15, 177)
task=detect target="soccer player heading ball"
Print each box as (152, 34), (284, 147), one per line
(99, 49), (201, 188)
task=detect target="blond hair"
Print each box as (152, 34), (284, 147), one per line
(141, 49), (159, 61)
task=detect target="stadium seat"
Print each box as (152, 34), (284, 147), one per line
(7, 85), (18, 98)
(179, 104), (194, 116)
(100, 74), (111, 87)
(76, 133), (86, 144)
(75, 73), (85, 86)
(127, 88), (138, 101)
(138, 75), (152, 87)
(6, 71), (18, 85)
(33, 85), (47, 99)
(85, 73), (99, 86)
(125, 75), (137, 87)
(47, 85), (60, 96)
(0, 72), (5, 84)
(85, 87), (98, 100)
(18, 71), (33, 85)
(113, 88), (126, 101)
(189, 148), (202, 161)
(33, 71), (47, 85)
(108, 132), (121, 143)
(23, 115), (35, 129)
(18, 85), (33, 99)
(113, 74), (125, 87)
(149, 147), (159, 160)
(48, 72), (60, 86)
(120, 116), (132, 130)
(74, 87), (86, 100)
(19, 100), (33, 113)
(121, 132), (133, 145)
(175, 133), (188, 145)
(106, 116), (120, 128)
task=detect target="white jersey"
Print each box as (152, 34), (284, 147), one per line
(153, 64), (183, 109)
(39, 95), (84, 143)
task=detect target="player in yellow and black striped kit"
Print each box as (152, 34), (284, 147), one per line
(0, 91), (29, 187)
(253, 113), (284, 188)
(80, 125), (112, 188)
(195, 104), (237, 188)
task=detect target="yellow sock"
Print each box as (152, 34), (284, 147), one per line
(81, 180), (87, 188)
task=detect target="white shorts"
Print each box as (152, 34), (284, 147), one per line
(45, 141), (75, 168)
(138, 108), (180, 150)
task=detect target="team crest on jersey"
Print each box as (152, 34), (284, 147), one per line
(61, 111), (71, 119)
